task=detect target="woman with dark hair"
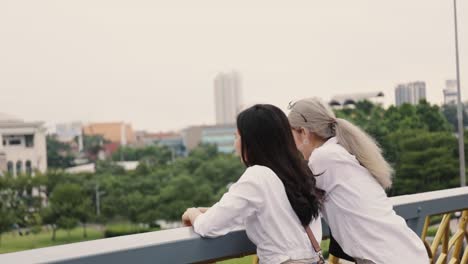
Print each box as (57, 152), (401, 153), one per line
(182, 104), (324, 264)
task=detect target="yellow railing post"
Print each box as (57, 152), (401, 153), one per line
(428, 210), (468, 264)
(328, 254), (340, 264)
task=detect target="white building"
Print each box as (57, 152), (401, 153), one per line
(0, 113), (47, 176)
(214, 71), (242, 125)
(395, 81), (427, 106)
(443, 80), (458, 105)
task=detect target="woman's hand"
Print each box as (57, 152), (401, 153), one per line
(198, 207), (210, 213)
(182, 209), (193, 226)
(182, 208), (203, 226)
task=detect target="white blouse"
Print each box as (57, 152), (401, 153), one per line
(309, 137), (429, 263)
(193, 165), (322, 264)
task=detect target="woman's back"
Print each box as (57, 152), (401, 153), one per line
(309, 137), (428, 263)
(194, 165), (322, 264)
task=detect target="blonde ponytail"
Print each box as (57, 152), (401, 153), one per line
(334, 118), (393, 189)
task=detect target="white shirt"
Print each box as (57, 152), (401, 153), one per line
(310, 137), (429, 263)
(194, 165), (322, 264)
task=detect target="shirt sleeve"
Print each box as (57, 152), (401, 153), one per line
(193, 167), (264, 237)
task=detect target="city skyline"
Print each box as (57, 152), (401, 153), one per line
(395, 81), (427, 106)
(1, 1), (467, 131)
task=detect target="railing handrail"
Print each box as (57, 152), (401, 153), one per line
(1, 186), (467, 264)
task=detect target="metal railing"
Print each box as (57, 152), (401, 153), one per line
(1, 186), (467, 264)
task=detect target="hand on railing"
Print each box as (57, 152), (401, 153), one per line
(182, 207), (204, 226)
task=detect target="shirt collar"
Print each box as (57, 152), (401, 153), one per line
(322, 136), (338, 147)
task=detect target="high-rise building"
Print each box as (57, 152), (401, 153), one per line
(214, 71), (242, 125)
(443, 80), (458, 105)
(395, 81), (426, 106)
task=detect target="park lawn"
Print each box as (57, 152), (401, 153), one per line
(220, 255), (255, 264)
(0, 226), (104, 254)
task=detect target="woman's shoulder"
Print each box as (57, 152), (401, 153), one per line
(309, 142), (355, 172)
(241, 165), (275, 180)
(310, 143), (343, 163)
(243, 165), (275, 178)
(240, 165), (279, 184)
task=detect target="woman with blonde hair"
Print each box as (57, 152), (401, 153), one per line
(287, 98), (428, 264)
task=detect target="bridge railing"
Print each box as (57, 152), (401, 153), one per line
(1, 186), (467, 264)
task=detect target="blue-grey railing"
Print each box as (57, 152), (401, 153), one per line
(1, 186), (467, 264)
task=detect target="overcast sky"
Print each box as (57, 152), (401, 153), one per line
(1, 0), (467, 132)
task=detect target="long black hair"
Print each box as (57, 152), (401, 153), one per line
(236, 104), (323, 225)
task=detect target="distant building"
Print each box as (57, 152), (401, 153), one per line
(158, 135), (185, 157)
(443, 80), (458, 105)
(0, 113), (47, 176)
(395, 81), (426, 106)
(83, 122), (135, 145)
(181, 126), (207, 152)
(182, 124), (236, 154)
(55, 122), (84, 152)
(135, 131), (185, 157)
(214, 71), (242, 125)
(329, 91), (385, 108)
(201, 125), (236, 153)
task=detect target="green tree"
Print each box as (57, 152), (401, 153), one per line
(335, 100), (464, 195)
(113, 145), (173, 166)
(82, 135), (107, 162)
(95, 161), (125, 175)
(41, 207), (59, 241)
(156, 174), (214, 220)
(1, 174), (42, 231)
(76, 195), (93, 238)
(386, 130), (459, 195)
(415, 100), (452, 132)
(0, 207), (15, 247)
(48, 184), (91, 239)
(0, 176), (16, 247)
(441, 103), (468, 131)
(47, 135), (75, 169)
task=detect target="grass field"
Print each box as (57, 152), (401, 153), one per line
(219, 256), (255, 264)
(0, 226), (104, 254)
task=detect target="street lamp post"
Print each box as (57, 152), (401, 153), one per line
(453, 0), (466, 187)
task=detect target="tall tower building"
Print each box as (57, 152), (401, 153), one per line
(214, 71), (242, 125)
